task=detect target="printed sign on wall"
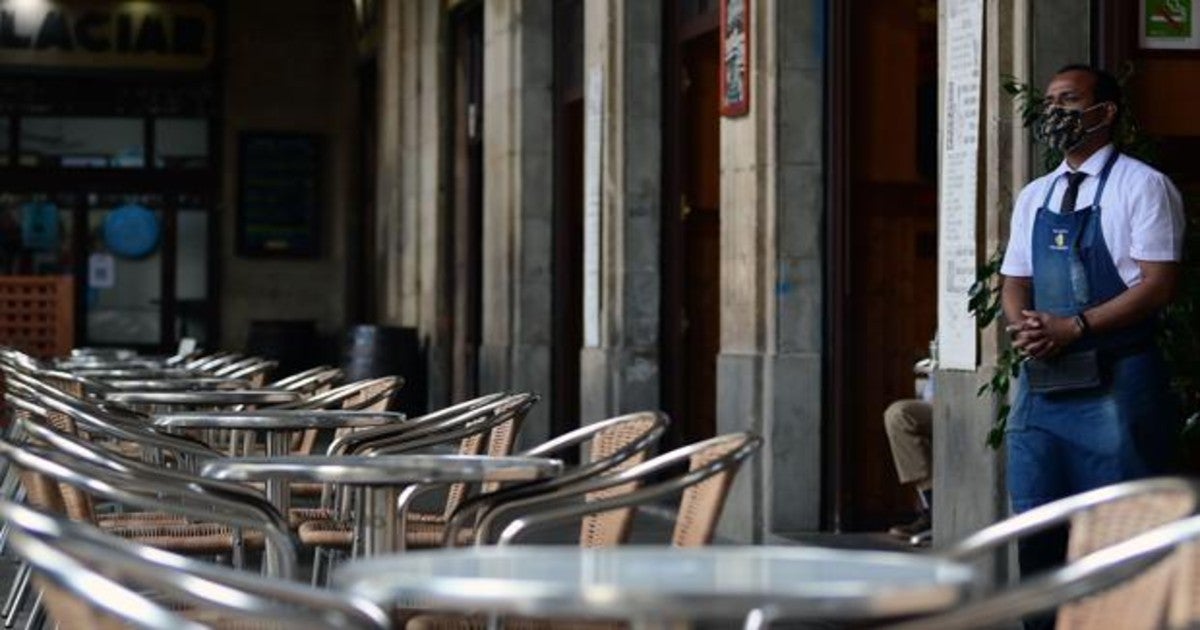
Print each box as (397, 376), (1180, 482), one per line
(0, 0), (214, 71)
(719, 0), (751, 117)
(1141, 0), (1200, 49)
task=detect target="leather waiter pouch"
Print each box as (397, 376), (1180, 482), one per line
(1025, 349), (1101, 394)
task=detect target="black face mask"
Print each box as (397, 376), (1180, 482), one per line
(1035, 103), (1110, 153)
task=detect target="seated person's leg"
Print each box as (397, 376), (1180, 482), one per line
(883, 399), (933, 539)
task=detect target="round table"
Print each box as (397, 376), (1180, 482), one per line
(331, 546), (974, 626)
(159, 411), (405, 525)
(201, 455), (564, 555)
(102, 378), (250, 391)
(101, 390), (303, 406)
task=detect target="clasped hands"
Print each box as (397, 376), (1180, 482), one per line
(1006, 310), (1083, 360)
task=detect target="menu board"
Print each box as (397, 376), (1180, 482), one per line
(237, 132), (322, 257)
(937, 0), (983, 370)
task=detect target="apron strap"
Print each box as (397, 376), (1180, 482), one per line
(1040, 174), (1060, 208)
(1089, 149), (1121, 209)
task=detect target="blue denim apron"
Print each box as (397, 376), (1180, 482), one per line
(1007, 151), (1177, 515)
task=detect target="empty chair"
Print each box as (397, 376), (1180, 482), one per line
(299, 393), (538, 584)
(0, 437), (298, 578)
(440, 411), (670, 548)
(404, 432), (761, 630)
(0, 500), (388, 630)
(880, 477), (1200, 630)
(486, 431), (763, 547)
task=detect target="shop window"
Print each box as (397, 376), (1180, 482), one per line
(85, 205), (162, 345)
(155, 118), (209, 169)
(0, 194), (74, 275)
(20, 117), (144, 168)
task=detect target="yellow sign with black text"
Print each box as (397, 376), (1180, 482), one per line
(0, 0), (214, 71)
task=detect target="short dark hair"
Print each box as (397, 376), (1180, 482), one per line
(1055, 63), (1122, 113)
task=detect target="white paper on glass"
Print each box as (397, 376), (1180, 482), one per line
(937, 0), (984, 370)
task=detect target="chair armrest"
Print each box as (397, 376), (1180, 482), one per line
(5, 529), (203, 630)
(946, 478), (1200, 561)
(0, 440), (299, 578)
(886, 515), (1200, 630)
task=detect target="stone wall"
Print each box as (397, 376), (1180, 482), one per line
(220, 0), (357, 352)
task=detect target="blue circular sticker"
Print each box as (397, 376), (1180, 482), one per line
(104, 203), (160, 259)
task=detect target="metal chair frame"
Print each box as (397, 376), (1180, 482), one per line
(0, 500), (388, 630)
(441, 411), (670, 547)
(485, 432), (763, 546)
(0, 438), (299, 578)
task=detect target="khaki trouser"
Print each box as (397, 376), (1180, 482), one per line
(883, 399), (933, 491)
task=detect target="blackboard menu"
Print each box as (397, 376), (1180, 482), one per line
(237, 132), (322, 257)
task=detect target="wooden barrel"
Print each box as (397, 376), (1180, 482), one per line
(341, 325), (425, 415)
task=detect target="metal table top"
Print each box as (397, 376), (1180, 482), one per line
(103, 378), (250, 391)
(100, 389), (303, 406)
(153, 410), (404, 430)
(201, 454), (563, 486)
(72, 368), (198, 379)
(332, 546), (973, 622)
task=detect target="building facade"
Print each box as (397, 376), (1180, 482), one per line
(2, 0), (1196, 545)
(364, 0), (1200, 544)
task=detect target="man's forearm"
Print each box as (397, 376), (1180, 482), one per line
(1083, 266), (1178, 335)
(1001, 276), (1033, 327)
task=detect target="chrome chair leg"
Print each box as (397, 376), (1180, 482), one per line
(3, 564), (32, 628)
(743, 607), (779, 630)
(0, 488), (22, 556)
(19, 591), (42, 630)
(1, 563), (29, 620)
(310, 547), (325, 587)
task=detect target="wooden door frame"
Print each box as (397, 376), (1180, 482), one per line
(661, 0), (720, 451)
(551, 0), (584, 440)
(1092, 0), (1135, 71)
(824, 0), (851, 532)
(446, 1), (485, 401)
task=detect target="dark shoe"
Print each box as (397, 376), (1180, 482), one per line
(887, 512), (931, 539)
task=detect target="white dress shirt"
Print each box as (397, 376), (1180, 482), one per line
(1001, 144), (1186, 287)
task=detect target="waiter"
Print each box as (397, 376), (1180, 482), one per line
(999, 63), (1186, 620)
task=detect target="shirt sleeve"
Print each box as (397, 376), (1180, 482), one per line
(1129, 172), (1186, 262)
(1000, 185), (1036, 277)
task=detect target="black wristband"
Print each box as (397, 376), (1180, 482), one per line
(1074, 312), (1090, 337)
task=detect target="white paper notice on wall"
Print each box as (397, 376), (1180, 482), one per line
(937, 0), (983, 371)
(583, 66), (603, 348)
(88, 253), (116, 289)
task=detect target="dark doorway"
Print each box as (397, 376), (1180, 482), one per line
(350, 58), (379, 324)
(447, 2), (485, 401)
(662, 0), (722, 450)
(552, 0), (585, 437)
(828, 0), (939, 531)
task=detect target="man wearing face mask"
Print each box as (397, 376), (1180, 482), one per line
(999, 64), (1186, 628)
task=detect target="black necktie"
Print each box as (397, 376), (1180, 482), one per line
(1059, 172), (1088, 213)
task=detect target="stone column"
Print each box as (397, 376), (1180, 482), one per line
(716, 0), (826, 542)
(577, 0), (662, 424)
(478, 0), (555, 446)
(374, 0), (448, 410)
(374, 0), (404, 323)
(934, 0), (1032, 585)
